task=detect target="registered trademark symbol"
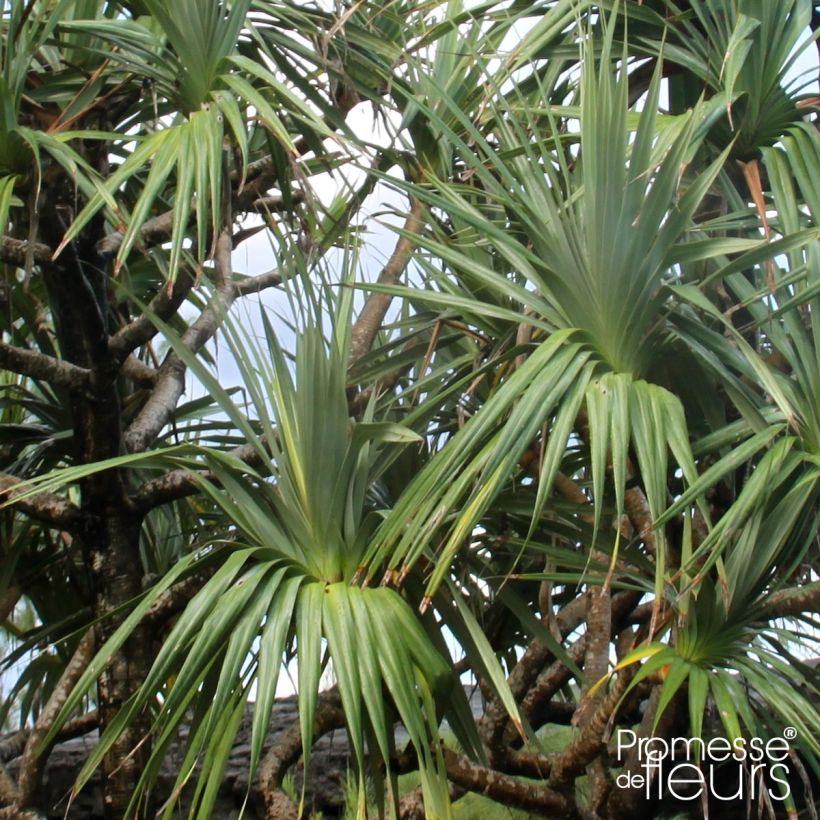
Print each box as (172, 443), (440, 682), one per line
(784, 727), (797, 740)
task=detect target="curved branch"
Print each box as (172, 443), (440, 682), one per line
(441, 748), (573, 817)
(0, 342), (90, 390)
(347, 198), (425, 369)
(0, 236), (52, 268)
(258, 688), (345, 820)
(548, 666), (634, 789)
(107, 268), (196, 362)
(0, 474), (85, 529)
(761, 582), (820, 620)
(16, 630), (96, 810)
(123, 228), (235, 453)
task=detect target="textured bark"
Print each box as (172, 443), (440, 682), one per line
(89, 513), (153, 819)
(605, 685), (681, 819)
(123, 227), (235, 453)
(441, 747), (575, 816)
(130, 442), (262, 512)
(0, 235), (53, 267)
(38, 197), (152, 818)
(16, 631), (95, 810)
(258, 688), (345, 820)
(0, 342), (91, 389)
(347, 198), (425, 369)
(0, 475), (84, 529)
(576, 577), (613, 813)
(576, 583), (612, 727)
(479, 593), (588, 756)
(548, 667), (633, 790)
(762, 582), (820, 620)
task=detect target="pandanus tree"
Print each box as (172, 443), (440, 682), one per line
(0, 1), (817, 818)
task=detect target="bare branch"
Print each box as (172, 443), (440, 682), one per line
(123, 228), (236, 453)
(144, 567), (218, 626)
(548, 666), (634, 789)
(130, 442), (260, 512)
(0, 236), (52, 268)
(517, 638), (587, 741)
(0, 342), (90, 390)
(0, 711), (98, 764)
(347, 198), (425, 369)
(233, 267), (284, 297)
(96, 192), (300, 261)
(258, 688), (345, 820)
(624, 482), (658, 557)
(441, 747), (573, 816)
(107, 268), (196, 362)
(16, 630), (95, 809)
(119, 355), (158, 388)
(761, 582), (820, 620)
(575, 576), (614, 811)
(0, 474), (84, 529)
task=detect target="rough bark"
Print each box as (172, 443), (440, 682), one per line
(441, 747), (575, 816)
(38, 196), (152, 818)
(0, 342), (91, 389)
(258, 689), (345, 819)
(347, 198), (425, 369)
(123, 227), (235, 454)
(16, 631), (96, 811)
(0, 474), (85, 529)
(762, 582), (820, 620)
(91, 514), (153, 819)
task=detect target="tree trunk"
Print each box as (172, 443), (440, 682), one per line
(39, 196), (154, 818)
(89, 513), (152, 819)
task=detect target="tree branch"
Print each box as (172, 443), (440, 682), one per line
(16, 630), (95, 810)
(0, 341), (90, 390)
(0, 711), (98, 764)
(0, 236), (53, 268)
(605, 683), (681, 817)
(0, 474), (85, 529)
(123, 228), (235, 453)
(441, 747), (574, 816)
(233, 267), (284, 297)
(96, 191), (300, 261)
(574, 572), (613, 811)
(107, 268), (196, 362)
(130, 442), (261, 512)
(548, 666), (634, 789)
(143, 567), (218, 626)
(119, 355), (158, 388)
(258, 688), (345, 820)
(761, 582), (820, 620)
(94, 77), (362, 266)
(347, 198), (425, 369)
